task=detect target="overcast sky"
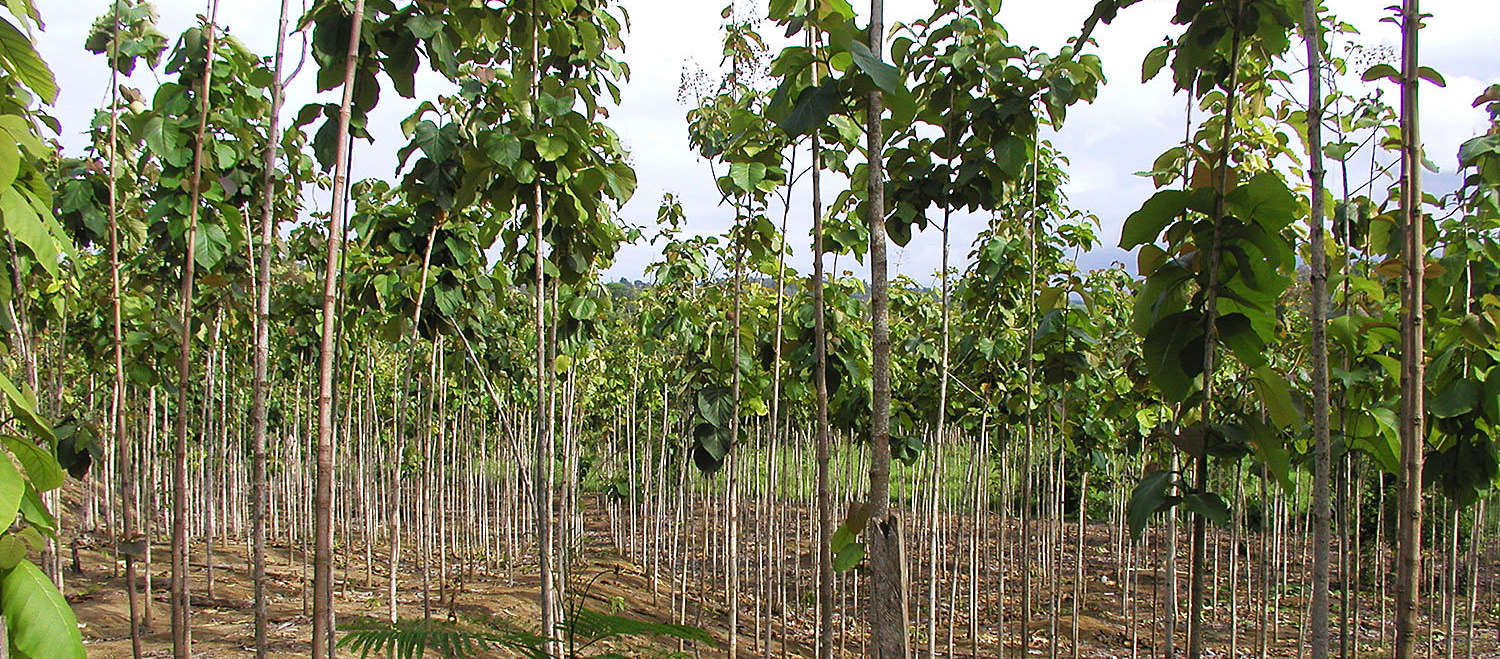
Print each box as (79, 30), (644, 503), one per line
(34, 1), (1499, 286)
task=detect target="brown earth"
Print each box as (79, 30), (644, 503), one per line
(60, 497), (1499, 658)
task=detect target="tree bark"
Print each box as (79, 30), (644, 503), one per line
(312, 0), (366, 655)
(103, 0), (142, 653)
(863, 0), (909, 655)
(530, 2), (559, 650)
(250, 0), (292, 653)
(171, 3), (220, 654)
(1302, 1), (1333, 655)
(1393, 1), (1425, 655)
(810, 91), (835, 659)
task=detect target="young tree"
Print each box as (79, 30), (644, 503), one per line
(312, 0), (366, 655)
(860, 0), (910, 653)
(1301, 0), (1333, 655)
(170, 4), (220, 654)
(84, 1), (166, 653)
(1393, 1), (1425, 655)
(250, 0), (294, 653)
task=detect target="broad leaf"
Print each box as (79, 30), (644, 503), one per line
(0, 374), (51, 443)
(844, 39), (902, 97)
(0, 18), (57, 103)
(0, 454), (20, 529)
(779, 80), (840, 138)
(1483, 367), (1500, 423)
(1126, 469), (1175, 540)
(1, 187), (59, 277)
(1119, 189), (1188, 249)
(0, 437), (61, 492)
(833, 541), (865, 571)
(1182, 492), (1230, 525)
(1430, 379), (1479, 419)
(2, 560), (85, 659)
(1252, 367), (1302, 428)
(1142, 310), (1202, 402)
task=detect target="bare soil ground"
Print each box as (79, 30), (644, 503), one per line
(62, 497), (1499, 657)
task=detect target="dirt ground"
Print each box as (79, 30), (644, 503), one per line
(62, 499), (1499, 658)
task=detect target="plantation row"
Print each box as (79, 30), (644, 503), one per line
(0, 0), (1496, 657)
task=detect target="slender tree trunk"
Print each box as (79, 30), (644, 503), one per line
(1165, 458), (1179, 658)
(250, 0), (292, 653)
(727, 205), (744, 656)
(863, 1), (908, 655)
(1164, 96), (1193, 659)
(529, 2), (559, 649)
(1303, 1), (1333, 655)
(1393, 1), (1425, 656)
(104, 1), (142, 653)
(1074, 470), (1088, 659)
(810, 96), (835, 659)
(312, 0), (366, 655)
(1188, 3), (1245, 655)
(926, 192), (952, 659)
(171, 4), (220, 654)
(388, 365), (404, 623)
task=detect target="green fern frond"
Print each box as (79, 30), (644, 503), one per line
(568, 608), (717, 647)
(337, 616), (548, 659)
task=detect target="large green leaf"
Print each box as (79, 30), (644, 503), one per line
(0, 536), (24, 570)
(696, 387), (732, 428)
(1, 559), (84, 659)
(1141, 43), (1171, 82)
(1430, 379), (1479, 419)
(0, 453), (20, 530)
(1119, 189), (1188, 249)
(1127, 469), (1176, 540)
(1352, 407), (1400, 474)
(1252, 367), (1302, 428)
(1482, 367), (1500, 423)
(0, 18), (57, 103)
(1131, 258), (1191, 335)
(533, 135), (567, 161)
(778, 80), (840, 138)
(1182, 492), (1230, 524)
(1216, 313), (1267, 368)
(0, 139), (17, 189)
(1142, 310), (1202, 402)
(0, 437), (59, 493)
(1227, 419), (1292, 494)
(17, 483), (52, 536)
(0, 115), (44, 159)
(832, 541), (865, 571)
(843, 38), (902, 96)
(1226, 173), (1297, 231)
(1, 187), (58, 277)
(0, 374), (51, 444)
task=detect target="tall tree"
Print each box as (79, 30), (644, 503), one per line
(811, 115), (835, 659)
(250, 0), (293, 653)
(0, 2), (86, 657)
(1302, 0), (1333, 655)
(862, 0), (909, 654)
(170, 3), (220, 655)
(1393, 0), (1425, 655)
(312, 0), (367, 655)
(96, 0), (143, 653)
(527, 1), (560, 650)
(1090, 3), (1301, 657)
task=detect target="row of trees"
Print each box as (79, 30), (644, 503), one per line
(1, 0), (1496, 657)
